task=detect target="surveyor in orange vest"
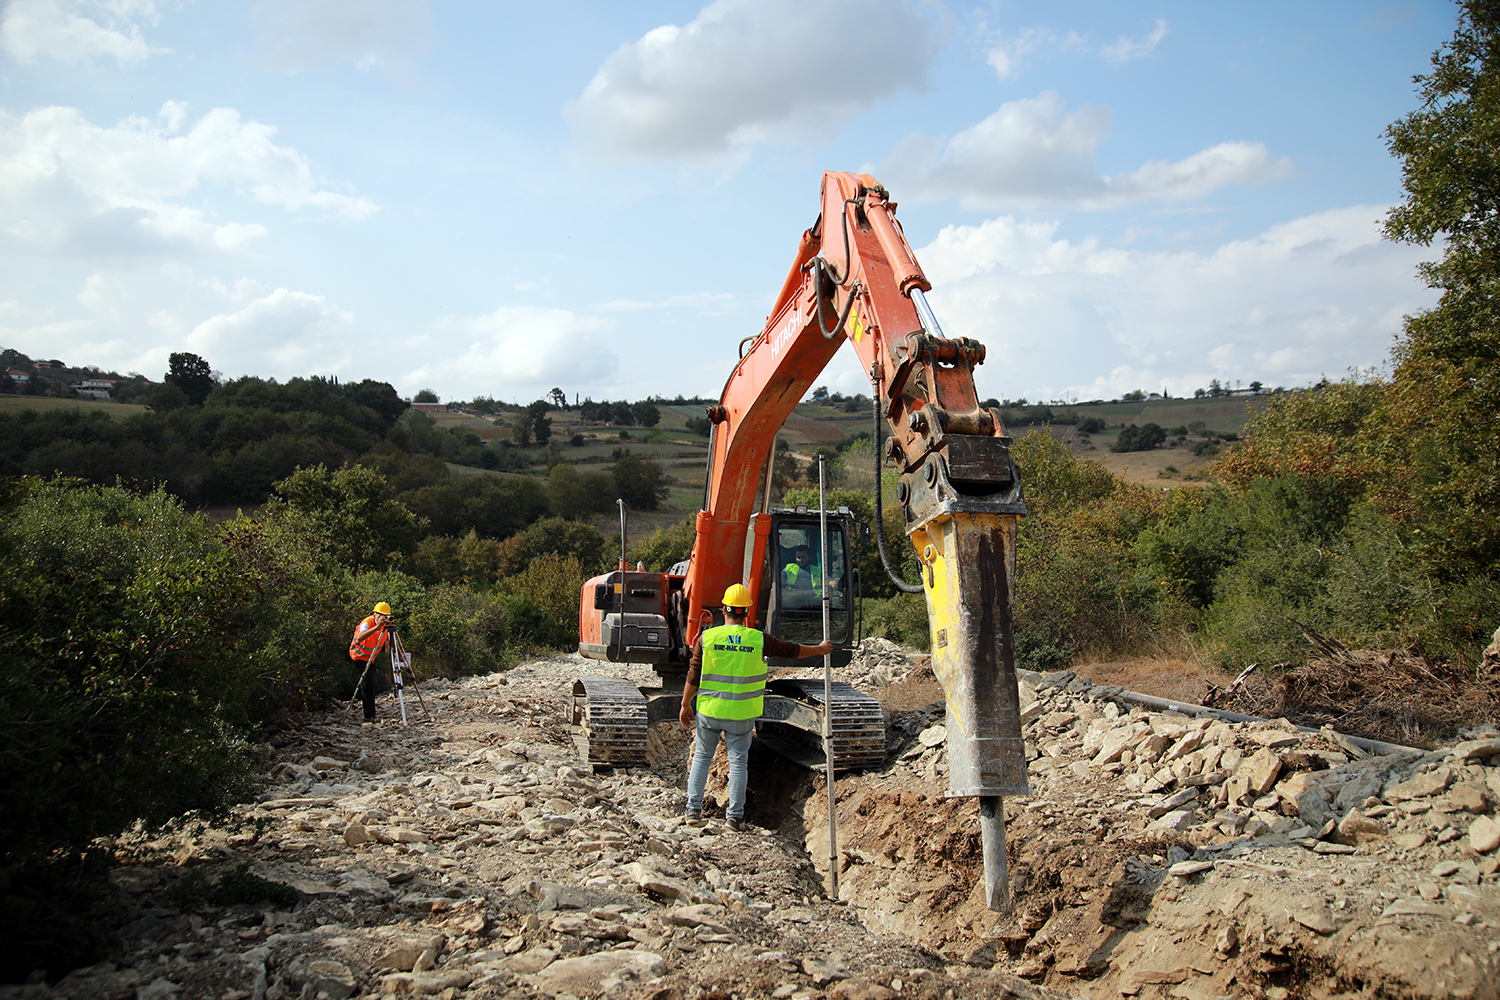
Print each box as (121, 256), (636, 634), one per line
(349, 602), (394, 720)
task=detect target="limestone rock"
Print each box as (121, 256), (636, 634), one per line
(378, 970), (473, 994)
(1385, 766), (1453, 803)
(1336, 808), (1389, 845)
(502, 947), (556, 974)
(533, 950), (665, 995)
(1452, 737), (1500, 762)
(1239, 747), (1283, 797)
(803, 956), (851, 985)
(918, 724), (947, 747)
(1469, 815), (1500, 854)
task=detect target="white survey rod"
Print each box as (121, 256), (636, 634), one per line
(819, 456), (838, 899)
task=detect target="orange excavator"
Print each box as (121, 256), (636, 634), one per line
(576, 171), (1029, 909)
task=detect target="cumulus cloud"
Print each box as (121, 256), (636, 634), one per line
(566, 0), (938, 161)
(1101, 18), (1168, 64)
(0, 0), (166, 64)
(250, 0), (432, 78)
(879, 91), (1294, 210)
(914, 207), (1436, 402)
(0, 101), (377, 261)
(409, 306), (618, 399)
(187, 288), (356, 378)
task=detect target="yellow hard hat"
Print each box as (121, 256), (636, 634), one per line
(722, 584), (752, 609)
(373, 602), (392, 616)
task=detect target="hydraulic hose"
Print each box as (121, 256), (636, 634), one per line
(871, 387), (924, 594)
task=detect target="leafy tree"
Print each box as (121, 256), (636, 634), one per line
(165, 352), (216, 405)
(684, 416), (711, 437)
(548, 387), (567, 409)
(612, 454), (671, 510)
(547, 461), (614, 519)
(631, 399), (660, 427)
(513, 400), (552, 447)
(1112, 422), (1167, 453)
(1077, 416), (1106, 434)
(1377, 0), (1500, 580)
(146, 380), (190, 412)
(413, 388), (439, 403)
(267, 464), (423, 571)
(631, 517), (697, 571)
(497, 516), (606, 577)
(344, 379), (409, 425)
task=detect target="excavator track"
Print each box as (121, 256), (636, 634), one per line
(571, 676), (649, 768)
(760, 678), (885, 771)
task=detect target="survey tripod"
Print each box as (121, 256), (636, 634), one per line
(347, 627), (431, 724)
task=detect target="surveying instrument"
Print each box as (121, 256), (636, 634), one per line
(348, 624), (431, 725)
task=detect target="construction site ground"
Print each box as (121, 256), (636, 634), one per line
(6, 643), (1497, 1000)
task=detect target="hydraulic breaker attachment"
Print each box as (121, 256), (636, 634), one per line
(910, 508), (1031, 912)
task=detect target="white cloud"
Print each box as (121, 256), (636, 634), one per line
(408, 306), (618, 400)
(0, 102), (377, 261)
(566, 0), (938, 162)
(984, 27), (1085, 80)
(0, 0), (166, 65)
(187, 288), (356, 378)
(879, 91), (1294, 210)
(250, 0), (431, 79)
(915, 206), (1436, 401)
(1101, 18), (1168, 64)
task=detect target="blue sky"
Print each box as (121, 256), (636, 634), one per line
(0, 0), (1453, 405)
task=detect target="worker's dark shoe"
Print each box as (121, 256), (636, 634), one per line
(684, 810), (703, 826)
(725, 818), (745, 832)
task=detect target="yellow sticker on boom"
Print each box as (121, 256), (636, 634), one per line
(849, 309), (865, 343)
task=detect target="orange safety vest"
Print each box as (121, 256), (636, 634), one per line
(349, 615), (390, 662)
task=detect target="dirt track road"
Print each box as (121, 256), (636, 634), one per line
(6, 645), (1497, 1000)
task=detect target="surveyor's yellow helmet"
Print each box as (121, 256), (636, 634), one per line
(373, 602), (392, 616)
(721, 584), (752, 609)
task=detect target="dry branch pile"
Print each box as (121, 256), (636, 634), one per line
(1231, 624), (1500, 746)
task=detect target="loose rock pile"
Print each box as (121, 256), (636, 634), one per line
(812, 667), (1500, 999)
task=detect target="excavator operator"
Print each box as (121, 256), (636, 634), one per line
(679, 584), (832, 831)
(782, 544), (820, 591)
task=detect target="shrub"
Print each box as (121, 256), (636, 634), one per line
(500, 552), (587, 651)
(861, 592), (930, 650)
(632, 517), (697, 571)
(0, 479), (262, 868)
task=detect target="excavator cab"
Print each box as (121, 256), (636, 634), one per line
(756, 508), (855, 667)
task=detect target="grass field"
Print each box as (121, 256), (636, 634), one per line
(1070, 395), (1265, 433)
(0, 395), (147, 419)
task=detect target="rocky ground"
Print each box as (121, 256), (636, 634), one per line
(3, 641), (1498, 1000)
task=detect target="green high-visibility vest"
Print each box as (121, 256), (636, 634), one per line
(783, 562), (820, 589)
(696, 624), (768, 720)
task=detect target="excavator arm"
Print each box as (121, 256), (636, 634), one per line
(686, 171), (1030, 910)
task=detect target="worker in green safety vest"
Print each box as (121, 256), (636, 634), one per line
(679, 583), (832, 832)
(781, 544), (820, 591)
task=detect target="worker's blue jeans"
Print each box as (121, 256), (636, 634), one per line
(685, 714), (755, 821)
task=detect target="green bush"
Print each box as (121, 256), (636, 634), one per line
(0, 479), (261, 866)
(632, 517), (696, 571)
(861, 592), (930, 650)
(500, 552), (588, 651)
